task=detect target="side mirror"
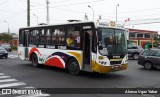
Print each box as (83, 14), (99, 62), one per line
(99, 45), (103, 50)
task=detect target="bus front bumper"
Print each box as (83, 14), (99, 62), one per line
(92, 64), (128, 73)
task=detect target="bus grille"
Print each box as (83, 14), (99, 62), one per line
(110, 61), (122, 65)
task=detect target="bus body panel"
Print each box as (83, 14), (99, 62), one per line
(27, 47), (83, 69)
(18, 46), (26, 60)
(91, 49), (128, 73)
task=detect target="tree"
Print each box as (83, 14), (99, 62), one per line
(0, 33), (13, 42)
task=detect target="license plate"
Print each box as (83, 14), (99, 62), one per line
(112, 65), (121, 71)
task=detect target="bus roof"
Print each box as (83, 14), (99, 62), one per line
(19, 21), (125, 30)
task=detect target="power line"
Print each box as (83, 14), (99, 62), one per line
(0, 8), (20, 14)
(0, 0), (10, 6)
(50, 0), (105, 8)
(126, 21), (160, 26)
(52, 0), (71, 3)
(16, 0), (160, 18)
(31, 0), (105, 10)
(32, 0), (71, 7)
(124, 18), (160, 26)
(17, 0), (71, 8)
(119, 7), (160, 14)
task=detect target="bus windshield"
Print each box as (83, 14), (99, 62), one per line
(98, 28), (127, 56)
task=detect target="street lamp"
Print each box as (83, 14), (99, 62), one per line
(33, 14), (39, 25)
(4, 21), (10, 34)
(88, 5), (94, 21)
(116, 4), (119, 22)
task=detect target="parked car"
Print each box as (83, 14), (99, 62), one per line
(127, 44), (144, 59)
(1, 43), (12, 52)
(138, 49), (160, 70)
(0, 46), (8, 58)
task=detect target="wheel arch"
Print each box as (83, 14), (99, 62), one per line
(132, 52), (139, 56)
(29, 52), (37, 61)
(143, 60), (153, 66)
(66, 56), (78, 69)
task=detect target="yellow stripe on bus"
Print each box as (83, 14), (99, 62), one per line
(110, 59), (122, 61)
(68, 52), (82, 68)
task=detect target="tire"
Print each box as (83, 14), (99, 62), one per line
(144, 62), (153, 70)
(133, 53), (139, 60)
(68, 58), (80, 75)
(31, 54), (40, 68)
(5, 56), (8, 59)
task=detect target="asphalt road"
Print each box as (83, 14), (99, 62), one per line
(0, 52), (160, 97)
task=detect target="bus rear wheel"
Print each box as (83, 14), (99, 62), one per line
(31, 54), (40, 68)
(68, 58), (80, 75)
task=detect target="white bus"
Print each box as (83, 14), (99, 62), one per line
(18, 21), (128, 74)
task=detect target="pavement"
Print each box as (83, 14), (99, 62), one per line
(0, 52), (160, 97)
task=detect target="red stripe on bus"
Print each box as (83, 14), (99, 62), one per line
(45, 57), (64, 68)
(29, 48), (40, 59)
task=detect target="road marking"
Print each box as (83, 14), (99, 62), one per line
(0, 76), (11, 79)
(8, 55), (18, 57)
(8, 55), (18, 58)
(0, 79), (17, 83)
(0, 82), (26, 88)
(0, 73), (50, 97)
(0, 73), (4, 75)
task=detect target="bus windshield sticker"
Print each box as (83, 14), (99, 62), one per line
(76, 36), (80, 43)
(38, 45), (44, 48)
(99, 48), (108, 55)
(29, 44), (37, 47)
(46, 45), (55, 49)
(58, 46), (66, 50)
(83, 26), (91, 29)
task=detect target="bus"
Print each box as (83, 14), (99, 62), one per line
(18, 21), (128, 75)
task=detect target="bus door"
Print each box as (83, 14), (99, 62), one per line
(83, 29), (92, 70)
(24, 30), (29, 59)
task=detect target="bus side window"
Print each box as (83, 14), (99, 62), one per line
(66, 27), (81, 49)
(39, 29), (51, 44)
(51, 28), (65, 45)
(29, 30), (39, 45)
(74, 31), (81, 48)
(29, 30), (34, 44)
(19, 30), (24, 46)
(46, 29), (51, 44)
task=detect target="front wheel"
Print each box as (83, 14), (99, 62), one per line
(68, 58), (80, 75)
(31, 54), (40, 68)
(5, 56), (8, 59)
(144, 62), (153, 70)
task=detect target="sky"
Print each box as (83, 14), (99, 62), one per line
(0, 0), (160, 34)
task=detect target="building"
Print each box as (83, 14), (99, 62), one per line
(128, 28), (158, 48)
(0, 33), (18, 46)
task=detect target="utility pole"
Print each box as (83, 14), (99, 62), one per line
(27, 0), (30, 26)
(46, 0), (50, 24)
(116, 4), (119, 22)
